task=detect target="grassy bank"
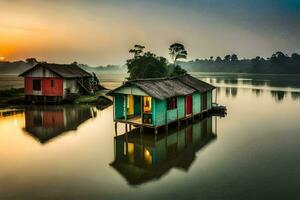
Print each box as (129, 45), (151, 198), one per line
(0, 88), (25, 107)
(0, 88), (112, 109)
(74, 91), (112, 109)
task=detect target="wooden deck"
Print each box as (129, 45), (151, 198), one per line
(128, 116), (142, 124)
(116, 116), (154, 128)
(114, 108), (219, 135)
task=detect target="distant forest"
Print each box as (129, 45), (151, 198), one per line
(1, 51), (300, 75)
(78, 63), (126, 73)
(0, 60), (126, 75)
(179, 52), (300, 74)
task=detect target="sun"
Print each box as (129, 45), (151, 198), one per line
(0, 57), (4, 60)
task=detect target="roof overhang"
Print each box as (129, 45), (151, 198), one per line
(107, 82), (155, 98)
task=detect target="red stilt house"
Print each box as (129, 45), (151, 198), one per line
(19, 62), (92, 103)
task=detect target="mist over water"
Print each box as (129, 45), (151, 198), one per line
(0, 73), (299, 199)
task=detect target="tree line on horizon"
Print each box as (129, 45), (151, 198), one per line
(180, 52), (300, 74)
(1, 48), (300, 76)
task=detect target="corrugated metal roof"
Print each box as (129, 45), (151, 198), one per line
(19, 63), (92, 78)
(176, 74), (216, 93)
(132, 79), (195, 100)
(108, 74), (215, 100)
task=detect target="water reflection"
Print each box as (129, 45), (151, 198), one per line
(196, 74), (300, 89)
(218, 86), (299, 102)
(270, 90), (287, 102)
(0, 109), (23, 118)
(224, 79), (238, 85)
(23, 105), (97, 144)
(110, 117), (217, 186)
(252, 89), (263, 97)
(241, 79), (267, 87)
(225, 87), (238, 98)
(291, 92), (300, 101)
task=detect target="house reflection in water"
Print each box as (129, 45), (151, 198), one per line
(110, 117), (217, 185)
(24, 105), (96, 144)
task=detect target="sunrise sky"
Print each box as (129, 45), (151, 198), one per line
(0, 0), (299, 66)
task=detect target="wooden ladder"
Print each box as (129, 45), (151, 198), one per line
(77, 80), (91, 95)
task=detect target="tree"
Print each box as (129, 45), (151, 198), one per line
(129, 44), (145, 58)
(126, 44), (187, 79)
(215, 56), (222, 62)
(168, 64), (187, 76)
(169, 43), (188, 65)
(291, 53), (300, 61)
(251, 56), (261, 68)
(224, 55), (231, 62)
(271, 51), (287, 63)
(231, 54), (238, 62)
(26, 58), (38, 65)
(71, 61), (78, 65)
(126, 47), (168, 80)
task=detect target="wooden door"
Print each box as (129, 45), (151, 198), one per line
(186, 95), (192, 115)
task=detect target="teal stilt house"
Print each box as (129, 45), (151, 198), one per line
(108, 74), (216, 131)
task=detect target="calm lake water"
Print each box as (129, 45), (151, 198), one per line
(0, 73), (300, 199)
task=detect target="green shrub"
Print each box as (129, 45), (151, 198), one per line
(0, 88), (24, 97)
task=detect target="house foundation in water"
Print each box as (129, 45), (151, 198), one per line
(110, 116), (218, 185)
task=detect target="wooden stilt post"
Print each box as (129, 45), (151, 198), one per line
(176, 108), (179, 130)
(140, 126), (144, 133)
(154, 127), (158, 135)
(164, 112), (167, 131)
(165, 126), (168, 153)
(215, 88), (218, 103)
(215, 116), (218, 136)
(125, 129), (128, 155)
(165, 112), (168, 130)
(114, 122), (118, 136)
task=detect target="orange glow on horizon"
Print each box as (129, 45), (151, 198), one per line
(0, 57), (4, 60)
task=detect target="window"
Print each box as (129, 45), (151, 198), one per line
(167, 97), (177, 110)
(51, 80), (54, 87)
(33, 80), (41, 91)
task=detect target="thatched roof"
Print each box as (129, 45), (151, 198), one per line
(19, 62), (92, 78)
(108, 74), (215, 100)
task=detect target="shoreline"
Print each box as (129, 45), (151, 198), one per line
(0, 88), (113, 109)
